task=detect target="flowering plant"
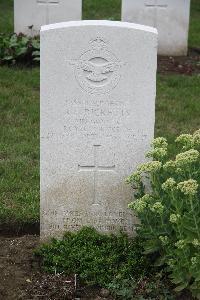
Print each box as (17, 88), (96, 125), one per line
(126, 130), (200, 298)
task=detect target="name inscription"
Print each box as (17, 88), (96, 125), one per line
(63, 96), (148, 140)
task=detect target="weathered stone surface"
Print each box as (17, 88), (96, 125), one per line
(122, 0), (191, 56)
(40, 20), (157, 240)
(14, 0), (82, 36)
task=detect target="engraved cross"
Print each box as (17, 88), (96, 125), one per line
(37, 0), (59, 24)
(145, 0), (168, 27)
(78, 145), (116, 206)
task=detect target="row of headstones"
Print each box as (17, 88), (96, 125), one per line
(14, 0), (191, 56)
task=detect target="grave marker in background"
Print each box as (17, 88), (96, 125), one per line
(40, 20), (157, 240)
(14, 0), (82, 36)
(122, 0), (191, 55)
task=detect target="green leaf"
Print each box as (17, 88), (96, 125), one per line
(32, 39), (40, 49)
(32, 51), (40, 57)
(21, 36), (29, 45)
(171, 277), (184, 285)
(3, 55), (13, 61)
(33, 57), (40, 61)
(9, 34), (18, 47)
(174, 282), (188, 292)
(16, 47), (27, 56)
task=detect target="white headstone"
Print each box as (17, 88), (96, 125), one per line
(122, 0), (191, 56)
(14, 0), (82, 36)
(40, 20), (157, 240)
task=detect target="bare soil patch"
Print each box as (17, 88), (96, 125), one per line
(0, 235), (194, 299)
(0, 235), (113, 299)
(158, 48), (200, 75)
(0, 223), (39, 237)
(0, 235), (39, 300)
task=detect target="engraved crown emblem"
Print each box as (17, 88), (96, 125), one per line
(89, 37), (107, 50)
(69, 37), (124, 95)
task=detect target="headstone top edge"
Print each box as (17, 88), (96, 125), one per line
(41, 20), (158, 35)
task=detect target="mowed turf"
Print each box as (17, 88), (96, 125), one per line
(156, 75), (200, 154)
(0, 67), (40, 225)
(188, 0), (200, 48)
(0, 0), (200, 227)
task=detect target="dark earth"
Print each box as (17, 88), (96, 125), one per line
(0, 235), (114, 300)
(0, 49), (199, 300)
(158, 48), (200, 75)
(0, 232), (194, 300)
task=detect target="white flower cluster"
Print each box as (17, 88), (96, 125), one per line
(162, 178), (176, 192)
(129, 199), (165, 215)
(146, 137), (168, 160)
(191, 257), (197, 266)
(163, 160), (176, 171)
(126, 171), (141, 184)
(128, 198), (147, 213)
(159, 235), (169, 246)
(169, 214), (180, 224)
(161, 176), (198, 216)
(175, 149), (199, 167)
(128, 194), (152, 213)
(168, 258), (175, 268)
(176, 134), (193, 149)
(151, 137), (168, 149)
(192, 239), (200, 247)
(176, 130), (200, 150)
(137, 161), (162, 173)
(163, 148), (199, 173)
(175, 239), (186, 249)
(141, 194), (152, 202)
(175, 168), (183, 176)
(177, 179), (198, 196)
(146, 148), (167, 160)
(150, 202), (164, 214)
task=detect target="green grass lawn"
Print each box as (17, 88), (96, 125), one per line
(0, 0), (200, 227)
(156, 75), (200, 148)
(83, 0), (121, 21)
(189, 0), (200, 48)
(0, 0), (13, 34)
(0, 67), (40, 225)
